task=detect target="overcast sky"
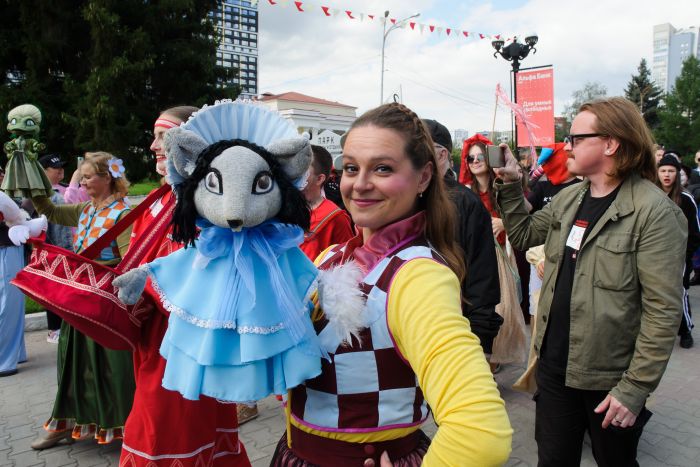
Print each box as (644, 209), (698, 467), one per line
(257, 0), (700, 134)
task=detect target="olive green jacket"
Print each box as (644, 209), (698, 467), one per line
(495, 175), (687, 415)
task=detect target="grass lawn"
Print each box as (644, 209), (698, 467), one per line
(129, 179), (160, 196)
(25, 297), (44, 314)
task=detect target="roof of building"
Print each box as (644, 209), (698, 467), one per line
(258, 92), (356, 109)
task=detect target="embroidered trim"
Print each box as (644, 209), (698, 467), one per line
(45, 418), (124, 444)
(148, 271), (288, 333)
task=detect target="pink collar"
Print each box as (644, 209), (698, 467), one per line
(345, 211), (426, 274)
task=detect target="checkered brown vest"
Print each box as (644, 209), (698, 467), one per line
(73, 199), (129, 262)
(291, 239), (444, 432)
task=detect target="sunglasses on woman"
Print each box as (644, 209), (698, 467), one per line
(467, 154), (485, 164)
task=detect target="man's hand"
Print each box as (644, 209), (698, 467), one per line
(492, 143), (521, 183)
(594, 394), (637, 429)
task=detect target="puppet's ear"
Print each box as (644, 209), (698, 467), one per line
(266, 136), (312, 182)
(163, 127), (208, 178)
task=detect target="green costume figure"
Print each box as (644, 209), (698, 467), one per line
(2, 104), (53, 198)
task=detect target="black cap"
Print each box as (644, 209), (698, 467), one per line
(39, 154), (67, 169)
(422, 119), (452, 153)
(658, 154), (681, 171)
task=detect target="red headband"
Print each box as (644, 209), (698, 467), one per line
(154, 117), (179, 129)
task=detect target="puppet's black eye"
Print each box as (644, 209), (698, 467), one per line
(252, 171), (273, 194)
(205, 169), (222, 195)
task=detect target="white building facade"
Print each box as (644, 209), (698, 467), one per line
(258, 92), (356, 157)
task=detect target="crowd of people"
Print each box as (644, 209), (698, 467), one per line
(0, 95), (695, 466)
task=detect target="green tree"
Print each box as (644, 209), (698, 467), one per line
(1, 0), (239, 181)
(624, 58), (663, 129)
(657, 56), (700, 156)
(563, 81), (608, 123)
(0, 1), (91, 165)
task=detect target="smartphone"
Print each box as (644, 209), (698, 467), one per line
(487, 145), (505, 168)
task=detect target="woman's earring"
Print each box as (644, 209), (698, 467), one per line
(418, 192), (423, 198)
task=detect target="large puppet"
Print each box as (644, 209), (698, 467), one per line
(0, 191), (47, 244)
(114, 101), (328, 402)
(2, 104), (53, 198)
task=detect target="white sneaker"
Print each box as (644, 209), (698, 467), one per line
(47, 330), (60, 344)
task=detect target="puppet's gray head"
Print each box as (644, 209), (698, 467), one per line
(165, 127), (312, 245)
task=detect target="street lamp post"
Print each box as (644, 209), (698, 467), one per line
(491, 35), (538, 148)
(381, 11), (420, 104)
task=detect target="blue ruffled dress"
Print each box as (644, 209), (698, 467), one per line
(148, 220), (323, 402)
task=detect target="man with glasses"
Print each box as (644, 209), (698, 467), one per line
(493, 97), (687, 466)
(423, 119), (503, 355)
(689, 149), (700, 185)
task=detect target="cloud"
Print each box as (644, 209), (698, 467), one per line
(258, 0), (700, 135)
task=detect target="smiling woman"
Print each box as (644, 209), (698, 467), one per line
(271, 103), (512, 467)
(27, 150), (135, 449)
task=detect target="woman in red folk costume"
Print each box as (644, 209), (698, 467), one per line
(119, 106), (249, 467)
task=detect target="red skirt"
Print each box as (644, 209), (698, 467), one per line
(118, 309), (250, 467)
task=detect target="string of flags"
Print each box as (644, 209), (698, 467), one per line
(251, 0), (511, 42)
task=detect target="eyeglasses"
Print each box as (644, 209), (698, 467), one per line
(564, 133), (608, 147)
(467, 154), (485, 163)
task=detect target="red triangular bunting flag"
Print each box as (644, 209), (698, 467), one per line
(294, 1), (303, 11)
(346, 10), (354, 19)
(479, 33), (486, 39)
(446, 28), (451, 35)
(368, 14), (374, 20)
(391, 18), (397, 24)
(463, 31), (469, 37)
(429, 25), (435, 33)
(495, 34), (501, 39)
(321, 5), (331, 16)
(268, 0), (277, 4)
(409, 22), (416, 30)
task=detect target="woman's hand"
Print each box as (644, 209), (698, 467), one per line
(492, 217), (505, 238)
(70, 168), (81, 186)
(536, 261), (545, 280)
(363, 451), (392, 467)
(492, 143), (522, 183)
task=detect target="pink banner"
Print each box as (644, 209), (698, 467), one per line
(515, 67), (554, 147)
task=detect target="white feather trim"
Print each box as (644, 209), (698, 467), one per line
(318, 261), (367, 345)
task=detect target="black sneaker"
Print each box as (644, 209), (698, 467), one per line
(680, 333), (694, 349)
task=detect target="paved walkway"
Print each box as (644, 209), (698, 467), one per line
(3, 289), (700, 466)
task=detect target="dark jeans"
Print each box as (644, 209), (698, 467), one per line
(46, 310), (62, 331)
(535, 362), (652, 467)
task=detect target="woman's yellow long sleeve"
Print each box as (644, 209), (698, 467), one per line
(388, 259), (513, 466)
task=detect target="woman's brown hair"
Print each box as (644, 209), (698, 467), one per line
(83, 151), (130, 198)
(578, 97), (656, 182)
(467, 142), (497, 209)
(160, 105), (199, 123)
(348, 103), (465, 283)
(655, 164), (682, 206)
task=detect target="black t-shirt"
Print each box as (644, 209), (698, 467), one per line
(528, 178), (581, 213)
(540, 185), (621, 373)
